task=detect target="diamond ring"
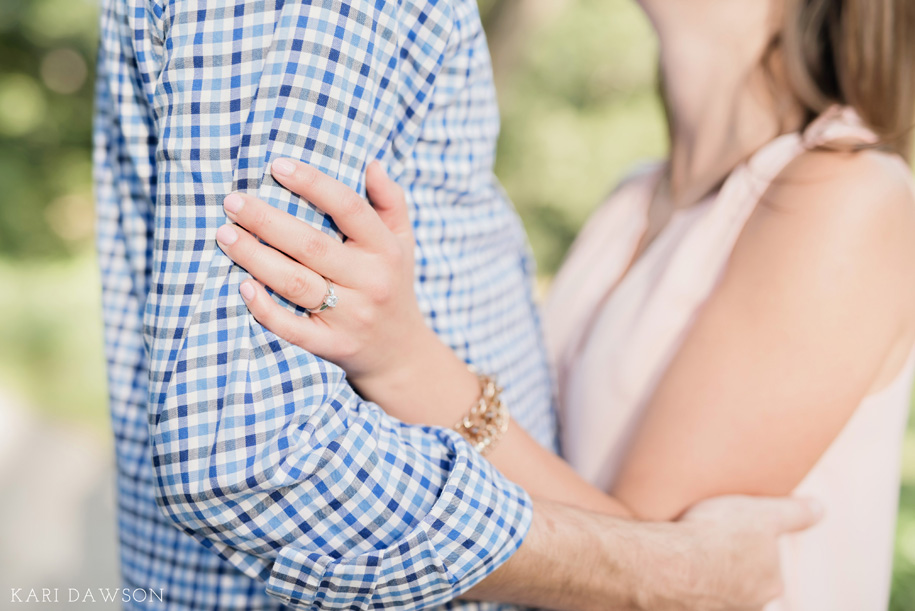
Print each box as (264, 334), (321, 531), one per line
(307, 277), (338, 314)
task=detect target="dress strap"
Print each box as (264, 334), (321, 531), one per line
(801, 105), (879, 149)
(638, 106), (875, 331)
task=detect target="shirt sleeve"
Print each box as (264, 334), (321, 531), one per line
(94, 1), (533, 609)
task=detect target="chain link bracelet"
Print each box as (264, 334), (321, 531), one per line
(453, 368), (510, 455)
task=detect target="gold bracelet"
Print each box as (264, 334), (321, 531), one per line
(453, 368), (510, 455)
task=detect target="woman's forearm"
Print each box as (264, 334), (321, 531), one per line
(353, 331), (632, 517)
(494, 427), (633, 516)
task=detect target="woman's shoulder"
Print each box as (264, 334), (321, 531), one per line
(763, 148), (915, 232)
(748, 147), (915, 318)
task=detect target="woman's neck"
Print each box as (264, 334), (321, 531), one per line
(644, 0), (804, 208)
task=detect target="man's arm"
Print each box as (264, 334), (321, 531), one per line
(95, 1), (534, 608)
(470, 496), (822, 611)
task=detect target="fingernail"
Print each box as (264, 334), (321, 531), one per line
(215, 224), (238, 246)
(240, 282), (255, 301)
(224, 193), (244, 215)
(271, 158), (296, 177)
(369, 160), (387, 175)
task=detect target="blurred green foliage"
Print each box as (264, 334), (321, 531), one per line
(0, 257), (106, 429)
(0, 0), (913, 606)
(481, 0), (666, 273)
(0, 0), (98, 259)
(895, 457), (915, 610)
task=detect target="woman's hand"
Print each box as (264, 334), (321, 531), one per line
(216, 159), (638, 517)
(215, 159), (440, 391)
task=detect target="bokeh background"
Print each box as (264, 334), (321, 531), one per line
(0, 0), (913, 607)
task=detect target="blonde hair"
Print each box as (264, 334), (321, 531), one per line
(782, 0), (915, 161)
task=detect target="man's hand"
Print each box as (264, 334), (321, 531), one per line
(647, 495), (824, 610)
(466, 496), (822, 611)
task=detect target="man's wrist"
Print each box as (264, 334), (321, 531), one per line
(588, 516), (686, 611)
(620, 521), (694, 611)
(464, 500), (720, 611)
(467, 500), (648, 611)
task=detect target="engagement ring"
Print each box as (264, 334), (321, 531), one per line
(307, 277), (338, 314)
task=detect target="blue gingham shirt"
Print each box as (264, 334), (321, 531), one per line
(94, 0), (557, 609)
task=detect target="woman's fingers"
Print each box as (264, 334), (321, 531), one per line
(216, 223), (328, 311)
(365, 161), (412, 236)
(238, 280), (334, 356)
(222, 192), (352, 282)
(269, 158), (386, 244)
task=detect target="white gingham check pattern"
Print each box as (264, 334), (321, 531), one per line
(94, 0), (557, 609)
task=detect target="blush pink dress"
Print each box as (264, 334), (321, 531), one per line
(543, 107), (915, 611)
